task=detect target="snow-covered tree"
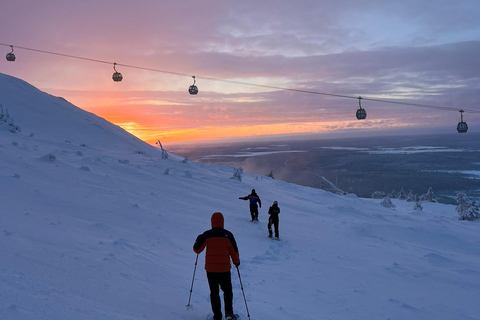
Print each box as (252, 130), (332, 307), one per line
(397, 187), (406, 200)
(421, 187), (436, 202)
(0, 105), (20, 133)
(381, 196), (396, 209)
(414, 201), (423, 211)
(457, 192), (479, 221)
(456, 192), (469, 219)
(465, 201), (480, 221)
(266, 170), (274, 179)
(155, 140), (168, 160)
(406, 190), (415, 202)
(231, 167), (244, 182)
(389, 190), (397, 198)
(371, 191), (386, 199)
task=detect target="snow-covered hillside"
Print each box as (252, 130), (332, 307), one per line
(1, 72), (480, 320)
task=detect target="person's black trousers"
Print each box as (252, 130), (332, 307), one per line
(268, 216), (279, 237)
(207, 271), (233, 320)
(249, 204), (259, 220)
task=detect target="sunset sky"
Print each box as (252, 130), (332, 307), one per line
(1, 0), (480, 145)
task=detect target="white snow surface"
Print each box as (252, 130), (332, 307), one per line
(1, 72), (480, 320)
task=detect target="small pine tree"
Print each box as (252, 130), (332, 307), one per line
(421, 187), (436, 202)
(397, 187), (406, 200)
(466, 201), (480, 220)
(456, 192), (470, 220)
(232, 167), (244, 182)
(389, 190), (397, 198)
(266, 170), (274, 179)
(457, 193), (479, 221)
(381, 196), (396, 209)
(406, 190), (415, 202)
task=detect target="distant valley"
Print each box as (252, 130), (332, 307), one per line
(169, 133), (480, 204)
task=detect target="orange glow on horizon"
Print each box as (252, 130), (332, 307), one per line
(59, 92), (418, 146)
(108, 118), (413, 145)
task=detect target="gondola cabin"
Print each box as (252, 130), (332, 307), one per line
(6, 52), (15, 62)
(356, 96), (367, 120)
(356, 108), (367, 120)
(188, 76), (198, 95)
(188, 85), (198, 95)
(112, 63), (123, 82)
(112, 72), (123, 82)
(457, 109), (468, 133)
(6, 45), (15, 62)
(457, 121), (468, 133)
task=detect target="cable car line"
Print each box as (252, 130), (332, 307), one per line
(2, 42), (479, 117)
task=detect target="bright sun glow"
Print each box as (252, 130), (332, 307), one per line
(112, 118), (414, 144)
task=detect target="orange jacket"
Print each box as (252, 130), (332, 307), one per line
(193, 212), (240, 272)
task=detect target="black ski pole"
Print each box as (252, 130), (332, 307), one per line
(236, 265), (251, 320)
(186, 254), (199, 309)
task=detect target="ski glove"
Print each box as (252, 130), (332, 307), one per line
(234, 262), (240, 267)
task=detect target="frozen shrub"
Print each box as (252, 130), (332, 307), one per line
(232, 167), (243, 182)
(414, 201), (423, 211)
(156, 140), (168, 160)
(406, 190), (416, 202)
(371, 191), (386, 199)
(421, 187), (437, 202)
(381, 196), (396, 209)
(456, 192), (470, 220)
(0, 106), (20, 133)
(266, 170), (274, 179)
(457, 192), (479, 221)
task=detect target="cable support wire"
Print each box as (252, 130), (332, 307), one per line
(2, 42), (480, 115)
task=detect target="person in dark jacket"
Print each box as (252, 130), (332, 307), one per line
(268, 201), (280, 238)
(193, 212), (240, 320)
(239, 189), (262, 221)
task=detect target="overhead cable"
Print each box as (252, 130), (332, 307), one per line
(1, 42), (479, 115)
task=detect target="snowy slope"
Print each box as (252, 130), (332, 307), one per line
(1, 72), (480, 320)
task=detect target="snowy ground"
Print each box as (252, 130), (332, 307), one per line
(1, 72), (480, 320)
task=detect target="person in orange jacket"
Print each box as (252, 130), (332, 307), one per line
(193, 212), (240, 320)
